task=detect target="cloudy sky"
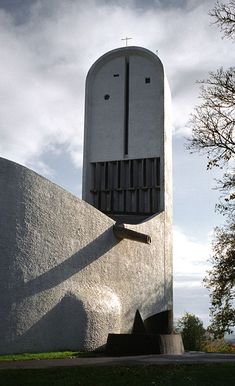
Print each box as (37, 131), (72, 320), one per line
(0, 0), (234, 326)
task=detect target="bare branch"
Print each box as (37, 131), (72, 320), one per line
(209, 1), (235, 40)
(187, 67), (235, 168)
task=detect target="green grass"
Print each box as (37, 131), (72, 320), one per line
(0, 351), (95, 362)
(0, 364), (235, 386)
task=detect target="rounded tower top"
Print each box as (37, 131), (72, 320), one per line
(86, 46), (164, 84)
(83, 46), (171, 224)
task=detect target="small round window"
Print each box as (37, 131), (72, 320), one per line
(104, 94), (110, 100)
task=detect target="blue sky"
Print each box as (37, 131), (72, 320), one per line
(0, 0), (234, 326)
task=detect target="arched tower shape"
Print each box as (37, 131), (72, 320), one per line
(0, 47), (174, 355)
(83, 46), (171, 225)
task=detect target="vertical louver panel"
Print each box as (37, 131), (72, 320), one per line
(90, 157), (160, 216)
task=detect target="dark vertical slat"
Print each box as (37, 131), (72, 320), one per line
(97, 191), (101, 211)
(150, 188), (153, 213)
(101, 162), (106, 191)
(146, 189), (151, 213)
(153, 158), (157, 187)
(119, 191), (125, 212)
(133, 159), (138, 188)
(91, 163), (96, 191)
(124, 57), (129, 155)
(120, 161), (124, 189)
(139, 189), (144, 213)
(113, 191), (118, 212)
(156, 157), (160, 186)
(131, 190), (137, 213)
(143, 190), (148, 213)
(143, 159), (147, 187)
(117, 161), (121, 189)
(123, 189), (126, 213)
(108, 162), (113, 190)
(140, 159), (144, 187)
(96, 162), (101, 191)
(152, 187), (160, 212)
(100, 191), (106, 211)
(136, 188), (140, 213)
(110, 190), (114, 212)
(130, 159), (133, 188)
(105, 162), (108, 190)
(106, 191), (111, 212)
(126, 190), (131, 212)
(93, 191), (97, 207)
(146, 158), (152, 187)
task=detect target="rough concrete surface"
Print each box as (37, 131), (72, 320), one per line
(0, 157), (172, 354)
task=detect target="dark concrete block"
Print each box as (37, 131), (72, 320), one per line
(144, 310), (173, 334)
(132, 310), (146, 334)
(105, 333), (161, 356)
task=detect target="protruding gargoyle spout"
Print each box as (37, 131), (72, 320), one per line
(113, 224), (151, 244)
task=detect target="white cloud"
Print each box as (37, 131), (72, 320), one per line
(0, 0), (234, 173)
(173, 225), (211, 276)
(173, 226), (212, 325)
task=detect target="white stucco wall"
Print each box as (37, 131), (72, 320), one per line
(0, 157), (172, 354)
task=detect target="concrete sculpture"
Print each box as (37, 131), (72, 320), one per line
(0, 47), (179, 355)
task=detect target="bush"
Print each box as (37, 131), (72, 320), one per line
(176, 313), (205, 351)
(202, 339), (235, 353)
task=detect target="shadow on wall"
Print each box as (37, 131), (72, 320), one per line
(0, 227), (118, 353)
(123, 278), (173, 333)
(10, 227), (118, 302)
(11, 293), (88, 353)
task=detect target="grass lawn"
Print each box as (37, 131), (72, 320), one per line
(0, 351), (94, 361)
(0, 363), (235, 386)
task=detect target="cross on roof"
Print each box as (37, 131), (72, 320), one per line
(121, 37), (132, 46)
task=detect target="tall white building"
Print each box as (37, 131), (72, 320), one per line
(83, 46), (172, 225)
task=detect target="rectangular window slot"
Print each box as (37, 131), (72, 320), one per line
(113, 74), (119, 77)
(145, 77), (150, 84)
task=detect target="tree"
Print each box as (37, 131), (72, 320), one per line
(204, 224), (235, 337)
(187, 1), (235, 337)
(209, 0), (235, 39)
(176, 313), (205, 351)
(216, 171), (235, 220)
(187, 67), (235, 170)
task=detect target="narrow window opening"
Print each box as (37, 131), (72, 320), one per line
(124, 57), (130, 155)
(113, 74), (119, 77)
(104, 94), (110, 100)
(145, 77), (150, 84)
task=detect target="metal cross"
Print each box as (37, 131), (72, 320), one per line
(121, 37), (132, 46)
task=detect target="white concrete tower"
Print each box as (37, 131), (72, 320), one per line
(0, 47), (174, 355)
(83, 46), (172, 225)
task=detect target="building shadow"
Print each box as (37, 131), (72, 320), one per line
(8, 293), (88, 353)
(11, 226), (117, 302)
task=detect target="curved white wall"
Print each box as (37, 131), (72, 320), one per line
(0, 157), (172, 354)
